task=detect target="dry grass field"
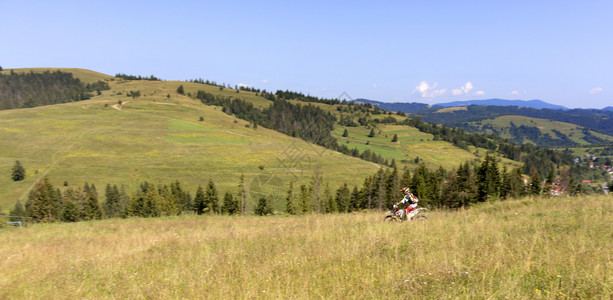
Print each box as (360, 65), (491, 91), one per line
(1, 195), (611, 298)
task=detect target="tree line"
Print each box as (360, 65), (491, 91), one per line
(10, 153), (598, 224)
(0, 70), (110, 110)
(115, 73), (162, 81)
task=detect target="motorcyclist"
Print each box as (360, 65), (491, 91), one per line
(395, 187), (418, 220)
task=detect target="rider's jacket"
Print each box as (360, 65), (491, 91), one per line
(399, 192), (418, 205)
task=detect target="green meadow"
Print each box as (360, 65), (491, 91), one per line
(1, 195), (611, 298)
(472, 115), (613, 145)
(0, 68), (495, 212)
(0, 82), (379, 211)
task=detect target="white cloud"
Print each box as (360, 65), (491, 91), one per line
(237, 83), (250, 88)
(475, 90), (485, 96)
(413, 81), (447, 98)
(590, 87), (603, 94)
(452, 82), (474, 96)
(511, 90), (520, 96)
(261, 79), (268, 84)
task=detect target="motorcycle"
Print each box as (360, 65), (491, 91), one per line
(383, 205), (428, 222)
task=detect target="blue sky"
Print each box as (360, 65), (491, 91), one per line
(1, 0), (612, 108)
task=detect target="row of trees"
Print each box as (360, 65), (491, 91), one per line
(0, 70), (110, 110)
(115, 74), (161, 81)
(195, 89), (397, 166)
(13, 153), (595, 224)
(11, 177), (247, 223)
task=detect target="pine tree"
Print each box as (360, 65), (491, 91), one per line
(255, 196), (272, 216)
(25, 177), (61, 222)
(350, 186), (361, 212)
(299, 184), (310, 213)
(9, 200), (25, 222)
(193, 185), (206, 215)
(324, 183), (337, 213)
(205, 179), (219, 214)
(285, 179), (296, 215)
(83, 183), (103, 220)
(104, 184), (121, 218)
(342, 129), (349, 137)
(171, 180), (189, 213)
(529, 169), (542, 196)
(62, 199), (80, 222)
(335, 183), (350, 213)
(543, 167), (555, 197)
(11, 160), (26, 181)
(368, 128), (375, 137)
(177, 85), (185, 95)
(143, 187), (161, 217)
(391, 134), (398, 142)
(221, 192), (239, 215)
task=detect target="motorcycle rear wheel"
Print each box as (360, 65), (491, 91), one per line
(384, 215), (400, 222)
(413, 214), (428, 221)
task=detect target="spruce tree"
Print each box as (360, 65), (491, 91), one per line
(391, 134), (398, 142)
(171, 180), (189, 213)
(221, 192), (239, 215)
(205, 179), (219, 214)
(299, 184), (310, 213)
(255, 196), (272, 216)
(9, 200), (25, 222)
(544, 167), (555, 197)
(177, 85), (185, 95)
(335, 183), (351, 213)
(25, 177), (61, 222)
(529, 169), (542, 196)
(104, 184), (121, 218)
(11, 160), (26, 181)
(324, 183), (337, 213)
(143, 188), (161, 217)
(193, 185), (206, 215)
(342, 129), (349, 137)
(83, 183), (103, 220)
(368, 128), (375, 137)
(62, 199), (80, 222)
(285, 179), (296, 215)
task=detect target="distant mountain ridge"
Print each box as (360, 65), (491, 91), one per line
(352, 98), (430, 113)
(434, 99), (568, 110)
(352, 98), (570, 112)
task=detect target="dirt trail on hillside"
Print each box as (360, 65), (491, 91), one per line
(111, 101), (130, 110)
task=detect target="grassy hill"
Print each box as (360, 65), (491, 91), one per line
(470, 115), (613, 146)
(0, 68), (528, 212)
(0, 89), (377, 212)
(1, 195), (611, 298)
(0, 67), (112, 84)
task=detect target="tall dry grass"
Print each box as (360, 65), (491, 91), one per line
(1, 195), (611, 298)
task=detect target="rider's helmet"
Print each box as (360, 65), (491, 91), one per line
(400, 187), (410, 195)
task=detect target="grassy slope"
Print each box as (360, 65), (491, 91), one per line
(0, 78), (380, 211)
(0, 68), (517, 211)
(472, 115), (613, 145)
(1, 195), (611, 298)
(0, 68), (112, 84)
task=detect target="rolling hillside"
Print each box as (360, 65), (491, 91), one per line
(468, 115), (613, 146)
(0, 68), (501, 212)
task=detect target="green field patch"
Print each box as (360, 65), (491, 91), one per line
(168, 119), (214, 131)
(165, 135), (248, 144)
